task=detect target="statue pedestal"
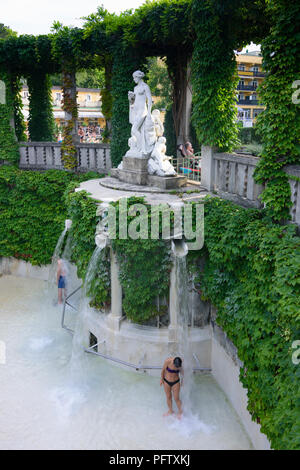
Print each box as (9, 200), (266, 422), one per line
(113, 156), (149, 186)
(148, 174), (187, 190)
(111, 155), (187, 190)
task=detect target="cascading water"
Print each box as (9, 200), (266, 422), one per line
(47, 227), (67, 288)
(71, 242), (106, 366)
(47, 220), (74, 302)
(171, 240), (194, 416)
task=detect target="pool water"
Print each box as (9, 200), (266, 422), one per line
(0, 275), (252, 450)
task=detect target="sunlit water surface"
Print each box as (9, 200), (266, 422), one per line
(0, 275), (252, 450)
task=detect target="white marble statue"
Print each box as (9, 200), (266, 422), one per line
(148, 136), (176, 177)
(125, 70), (176, 177)
(128, 70), (154, 157)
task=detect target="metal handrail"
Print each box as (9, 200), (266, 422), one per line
(85, 343), (211, 372)
(172, 155), (202, 183)
(61, 284), (82, 334)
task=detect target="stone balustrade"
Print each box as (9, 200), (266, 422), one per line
(201, 146), (264, 208)
(18, 142), (111, 173)
(284, 165), (300, 227)
(201, 146), (300, 227)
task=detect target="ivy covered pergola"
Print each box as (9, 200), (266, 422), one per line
(0, 0), (299, 219)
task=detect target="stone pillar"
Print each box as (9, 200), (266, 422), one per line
(177, 68), (192, 145)
(62, 70), (79, 144)
(201, 145), (215, 191)
(107, 247), (122, 331)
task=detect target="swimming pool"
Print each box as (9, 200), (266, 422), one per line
(0, 275), (252, 450)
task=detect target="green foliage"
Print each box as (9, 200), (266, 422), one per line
(0, 23), (17, 39)
(11, 74), (26, 142)
(164, 105), (177, 156)
(254, 0), (300, 221)
(0, 166), (101, 265)
(146, 56), (172, 110)
(110, 48), (144, 167)
(238, 126), (262, 145)
(191, 0), (240, 152)
(27, 72), (55, 141)
(64, 188), (111, 309)
(111, 196), (172, 323)
(0, 72), (19, 163)
(190, 196), (300, 450)
(76, 68), (105, 89)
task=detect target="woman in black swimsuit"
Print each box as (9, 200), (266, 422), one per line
(160, 356), (183, 418)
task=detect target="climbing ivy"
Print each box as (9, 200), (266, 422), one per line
(64, 188), (111, 310)
(111, 196), (172, 323)
(0, 166), (101, 265)
(110, 47), (145, 167)
(164, 104), (177, 157)
(191, 0), (240, 152)
(189, 196), (300, 450)
(27, 72), (55, 141)
(11, 73), (26, 142)
(254, 0), (300, 221)
(0, 72), (19, 163)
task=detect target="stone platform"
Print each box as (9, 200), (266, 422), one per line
(76, 177), (208, 205)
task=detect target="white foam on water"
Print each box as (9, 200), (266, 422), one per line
(29, 337), (54, 351)
(167, 413), (215, 438)
(49, 385), (89, 420)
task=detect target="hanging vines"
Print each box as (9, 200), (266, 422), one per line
(191, 0), (240, 152)
(27, 72), (55, 142)
(254, 0), (300, 221)
(0, 71), (19, 163)
(110, 47), (144, 167)
(61, 69), (78, 170)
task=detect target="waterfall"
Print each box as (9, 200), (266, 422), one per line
(47, 228), (68, 304)
(70, 244), (105, 367)
(48, 228), (67, 283)
(171, 239), (193, 416)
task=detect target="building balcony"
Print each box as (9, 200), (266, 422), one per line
(77, 100), (102, 109)
(238, 99), (259, 105)
(237, 84), (258, 91)
(253, 71), (265, 77)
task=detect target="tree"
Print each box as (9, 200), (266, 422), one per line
(0, 24), (17, 39)
(146, 57), (172, 110)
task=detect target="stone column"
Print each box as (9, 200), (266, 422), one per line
(177, 67), (192, 145)
(107, 247), (122, 331)
(201, 145), (215, 191)
(62, 70), (79, 144)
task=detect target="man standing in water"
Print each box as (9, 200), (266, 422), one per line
(160, 357), (183, 418)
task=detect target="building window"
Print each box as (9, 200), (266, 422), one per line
(56, 92), (61, 101)
(238, 64), (245, 71)
(86, 94), (92, 101)
(23, 91), (29, 98)
(252, 66), (259, 72)
(243, 109), (251, 119)
(253, 81), (258, 89)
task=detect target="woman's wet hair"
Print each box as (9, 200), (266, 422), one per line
(173, 357), (182, 368)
